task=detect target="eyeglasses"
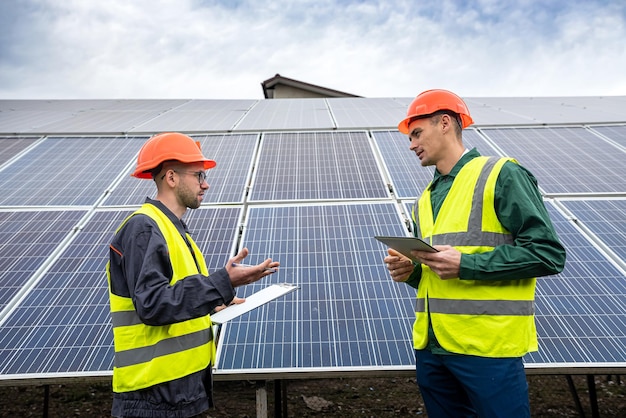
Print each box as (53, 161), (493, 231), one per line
(174, 170), (208, 184)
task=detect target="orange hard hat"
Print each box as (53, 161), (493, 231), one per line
(397, 89), (474, 134)
(131, 132), (216, 179)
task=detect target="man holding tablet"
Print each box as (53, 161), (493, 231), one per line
(382, 90), (566, 418)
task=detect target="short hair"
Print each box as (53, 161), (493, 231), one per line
(429, 110), (462, 138)
(150, 160), (181, 181)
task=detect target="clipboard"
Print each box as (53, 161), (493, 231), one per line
(374, 235), (438, 262)
(210, 283), (298, 325)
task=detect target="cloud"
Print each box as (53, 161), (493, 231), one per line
(0, 0), (625, 99)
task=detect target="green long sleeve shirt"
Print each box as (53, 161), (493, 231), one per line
(405, 148), (566, 353)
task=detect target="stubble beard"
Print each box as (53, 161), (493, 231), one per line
(177, 183), (201, 210)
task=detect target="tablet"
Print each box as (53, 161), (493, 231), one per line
(374, 235), (438, 261)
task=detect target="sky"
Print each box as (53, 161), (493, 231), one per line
(1, 0), (625, 100)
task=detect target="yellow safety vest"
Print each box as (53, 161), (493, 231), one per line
(413, 156), (538, 357)
(106, 204), (215, 393)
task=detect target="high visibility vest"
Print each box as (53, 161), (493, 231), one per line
(412, 156), (538, 357)
(106, 204), (215, 392)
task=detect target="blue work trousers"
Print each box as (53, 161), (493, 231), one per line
(415, 349), (530, 418)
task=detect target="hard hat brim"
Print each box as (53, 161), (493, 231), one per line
(397, 113), (474, 134)
(397, 116), (413, 134)
(131, 158), (217, 179)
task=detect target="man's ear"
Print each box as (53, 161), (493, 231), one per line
(440, 113), (451, 133)
(161, 168), (176, 186)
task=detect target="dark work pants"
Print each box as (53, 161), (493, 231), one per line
(415, 349), (530, 418)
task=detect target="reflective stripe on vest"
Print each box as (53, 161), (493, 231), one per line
(412, 156), (538, 357)
(428, 298), (534, 316)
(415, 297), (534, 316)
(413, 156), (514, 247)
(114, 328), (213, 368)
(107, 203), (215, 392)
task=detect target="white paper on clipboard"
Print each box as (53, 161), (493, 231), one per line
(210, 283), (298, 324)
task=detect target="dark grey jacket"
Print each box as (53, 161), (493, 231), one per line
(108, 198), (235, 418)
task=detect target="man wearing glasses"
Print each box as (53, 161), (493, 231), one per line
(106, 132), (279, 418)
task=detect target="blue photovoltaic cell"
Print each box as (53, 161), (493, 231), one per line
(103, 134), (258, 206)
(249, 132), (389, 201)
(0, 210), (86, 310)
(372, 129), (501, 199)
(0, 206), (241, 376)
(371, 130), (434, 199)
(216, 202), (416, 372)
(561, 199), (626, 262)
(525, 203), (626, 365)
(590, 125), (626, 148)
(0, 136), (147, 206)
(480, 127), (626, 194)
(0, 137), (41, 166)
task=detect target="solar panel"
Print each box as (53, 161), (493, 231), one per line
(0, 110), (77, 133)
(0, 136), (147, 206)
(216, 202), (416, 372)
(589, 125), (626, 148)
(0, 210), (131, 376)
(186, 206), (243, 269)
(371, 130), (433, 199)
(234, 99), (335, 131)
(560, 199), (626, 263)
(0, 137), (41, 166)
(480, 127), (626, 194)
(327, 98), (406, 129)
(371, 129), (500, 199)
(95, 99), (187, 112)
(249, 132), (389, 202)
(0, 206), (242, 377)
(0, 100), (117, 112)
(467, 97), (626, 125)
(132, 100), (257, 133)
(0, 209), (87, 311)
(33, 110), (167, 134)
(525, 203), (626, 366)
(464, 98), (540, 126)
(102, 133), (259, 206)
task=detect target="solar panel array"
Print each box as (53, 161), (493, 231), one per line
(560, 199), (626, 264)
(478, 127), (626, 194)
(103, 133), (259, 206)
(0, 207), (242, 376)
(372, 129), (499, 199)
(0, 136), (147, 206)
(526, 203), (626, 366)
(0, 97), (624, 384)
(250, 132), (389, 202)
(4, 96), (625, 135)
(0, 209), (87, 311)
(218, 203), (415, 371)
